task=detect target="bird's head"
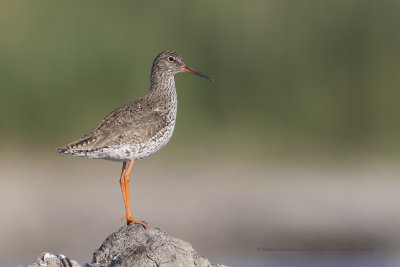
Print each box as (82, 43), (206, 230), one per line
(152, 51), (213, 81)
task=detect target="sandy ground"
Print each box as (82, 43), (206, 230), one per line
(1, 152), (400, 266)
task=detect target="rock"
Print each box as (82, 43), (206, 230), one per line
(28, 252), (82, 267)
(90, 223), (228, 267)
(28, 224), (228, 267)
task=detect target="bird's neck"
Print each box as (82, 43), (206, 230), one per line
(149, 70), (176, 96)
(148, 70), (178, 115)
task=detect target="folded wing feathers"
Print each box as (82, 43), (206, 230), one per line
(56, 136), (98, 153)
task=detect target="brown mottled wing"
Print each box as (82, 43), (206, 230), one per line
(91, 112), (167, 148)
(63, 97), (167, 151)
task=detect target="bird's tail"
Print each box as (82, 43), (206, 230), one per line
(56, 146), (69, 154)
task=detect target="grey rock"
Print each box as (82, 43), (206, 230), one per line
(90, 223), (228, 267)
(28, 252), (82, 267)
(27, 224), (228, 267)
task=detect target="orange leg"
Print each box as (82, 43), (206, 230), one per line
(120, 159), (146, 226)
(119, 162), (128, 212)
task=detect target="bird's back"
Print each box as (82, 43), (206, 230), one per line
(57, 88), (178, 161)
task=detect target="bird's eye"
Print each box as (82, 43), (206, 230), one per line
(168, 56), (175, 62)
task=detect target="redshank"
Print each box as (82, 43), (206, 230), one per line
(57, 51), (213, 226)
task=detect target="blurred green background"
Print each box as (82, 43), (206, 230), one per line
(1, 0), (399, 158)
(1, 1), (400, 266)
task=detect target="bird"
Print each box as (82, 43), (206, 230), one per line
(56, 51), (213, 226)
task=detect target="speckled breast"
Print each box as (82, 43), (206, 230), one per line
(133, 120), (176, 159)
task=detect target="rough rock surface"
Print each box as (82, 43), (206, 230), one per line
(90, 223), (227, 267)
(28, 224), (228, 267)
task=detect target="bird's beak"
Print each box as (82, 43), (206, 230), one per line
(181, 65), (214, 82)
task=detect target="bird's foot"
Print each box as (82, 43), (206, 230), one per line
(121, 215), (147, 226)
